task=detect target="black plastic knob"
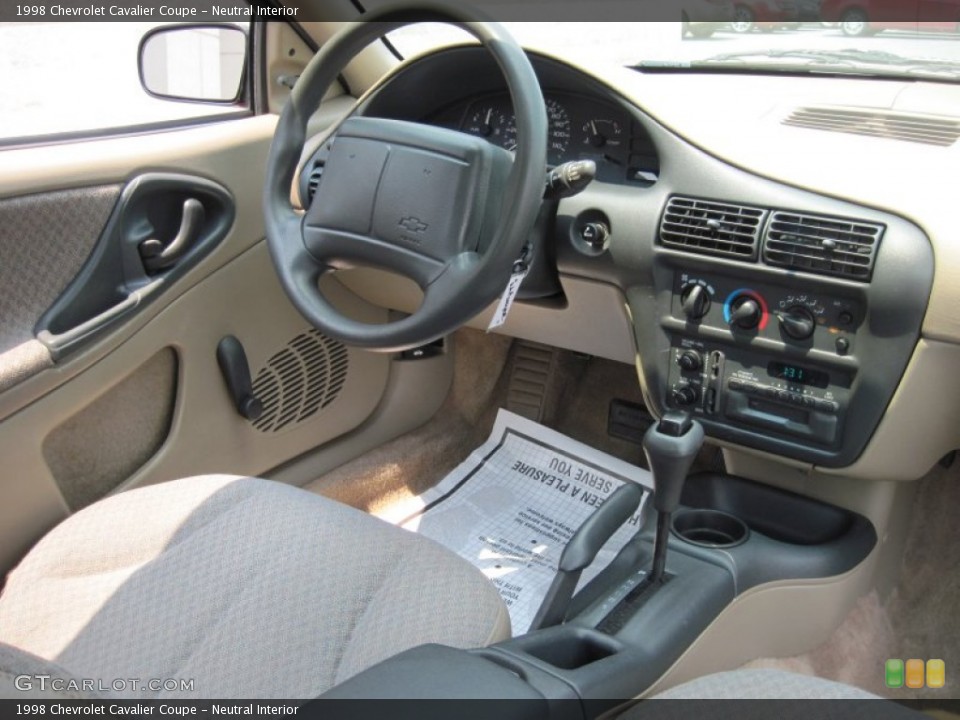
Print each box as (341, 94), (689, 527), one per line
(729, 296), (762, 330)
(671, 384), (700, 407)
(680, 284), (711, 320)
(580, 222), (610, 249)
(677, 350), (702, 372)
(778, 306), (816, 340)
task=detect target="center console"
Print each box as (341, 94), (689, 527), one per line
(631, 194), (933, 468)
(323, 470), (877, 715)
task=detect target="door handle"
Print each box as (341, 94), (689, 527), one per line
(139, 198), (205, 273)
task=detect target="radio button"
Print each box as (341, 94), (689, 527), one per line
(816, 399), (840, 414)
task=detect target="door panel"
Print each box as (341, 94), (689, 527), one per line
(36, 172), (235, 360)
(0, 116), (277, 418)
(0, 114), (393, 574)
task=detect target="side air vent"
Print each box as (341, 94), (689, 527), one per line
(305, 162), (325, 205)
(251, 330), (349, 433)
(763, 211), (884, 281)
(659, 196), (766, 260)
(784, 107), (960, 147)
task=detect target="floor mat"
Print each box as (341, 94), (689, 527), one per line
(377, 409), (652, 635)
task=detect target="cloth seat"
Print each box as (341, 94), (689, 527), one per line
(0, 475), (510, 699)
(622, 669), (923, 719)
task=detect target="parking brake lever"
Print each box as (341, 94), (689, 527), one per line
(529, 481), (644, 630)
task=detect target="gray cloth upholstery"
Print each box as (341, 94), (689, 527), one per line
(620, 669), (923, 720)
(653, 669), (883, 699)
(0, 475), (510, 699)
(0, 185), (120, 355)
(0, 643), (98, 700)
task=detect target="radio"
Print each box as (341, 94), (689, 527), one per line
(667, 343), (852, 448)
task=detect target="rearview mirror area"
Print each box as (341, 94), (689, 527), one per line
(139, 24), (247, 104)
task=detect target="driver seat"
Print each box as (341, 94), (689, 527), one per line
(0, 475), (510, 698)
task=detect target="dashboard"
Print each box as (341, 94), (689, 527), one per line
(304, 46), (940, 473)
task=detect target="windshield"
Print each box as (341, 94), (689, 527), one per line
(388, 19), (960, 83)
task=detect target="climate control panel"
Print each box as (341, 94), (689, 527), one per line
(674, 272), (861, 357)
(664, 271), (863, 452)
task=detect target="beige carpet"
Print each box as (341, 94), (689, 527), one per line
(304, 329), (514, 513)
(308, 330), (721, 511)
(745, 461), (960, 700)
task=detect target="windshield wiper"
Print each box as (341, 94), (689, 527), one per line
(636, 49), (960, 80)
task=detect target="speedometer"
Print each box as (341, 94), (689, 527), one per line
(546, 98), (571, 159)
(500, 98), (571, 158)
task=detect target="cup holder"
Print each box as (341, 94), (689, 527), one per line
(672, 509), (749, 549)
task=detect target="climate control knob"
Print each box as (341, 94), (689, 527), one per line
(777, 306), (816, 341)
(680, 284), (711, 321)
(671, 383), (700, 407)
(677, 350), (702, 372)
(728, 296), (762, 330)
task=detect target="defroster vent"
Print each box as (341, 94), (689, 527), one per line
(763, 211), (884, 281)
(251, 330), (349, 433)
(784, 107), (960, 147)
(660, 196), (766, 260)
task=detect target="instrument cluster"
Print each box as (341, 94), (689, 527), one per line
(447, 92), (659, 186)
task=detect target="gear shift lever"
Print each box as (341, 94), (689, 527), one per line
(643, 411), (704, 584)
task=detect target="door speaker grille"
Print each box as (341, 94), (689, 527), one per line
(250, 330), (349, 433)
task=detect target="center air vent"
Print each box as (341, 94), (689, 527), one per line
(250, 330), (349, 433)
(660, 196), (766, 260)
(763, 211), (884, 281)
(784, 107), (960, 147)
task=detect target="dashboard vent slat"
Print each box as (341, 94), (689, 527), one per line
(784, 107), (960, 147)
(659, 196), (766, 260)
(763, 211), (884, 282)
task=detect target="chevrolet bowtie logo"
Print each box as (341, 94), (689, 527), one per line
(398, 217), (429, 234)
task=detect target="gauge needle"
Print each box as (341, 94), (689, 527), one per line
(589, 120), (606, 148)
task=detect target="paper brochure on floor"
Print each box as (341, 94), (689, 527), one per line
(377, 408), (653, 635)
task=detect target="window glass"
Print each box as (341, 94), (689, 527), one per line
(0, 21), (249, 142)
(388, 20), (960, 82)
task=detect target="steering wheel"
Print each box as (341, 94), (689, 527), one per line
(263, 5), (548, 352)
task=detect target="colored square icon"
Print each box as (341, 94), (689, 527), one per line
(927, 660), (946, 689)
(906, 659), (925, 689)
(886, 659), (904, 688)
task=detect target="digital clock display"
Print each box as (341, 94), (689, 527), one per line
(767, 362), (829, 388)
